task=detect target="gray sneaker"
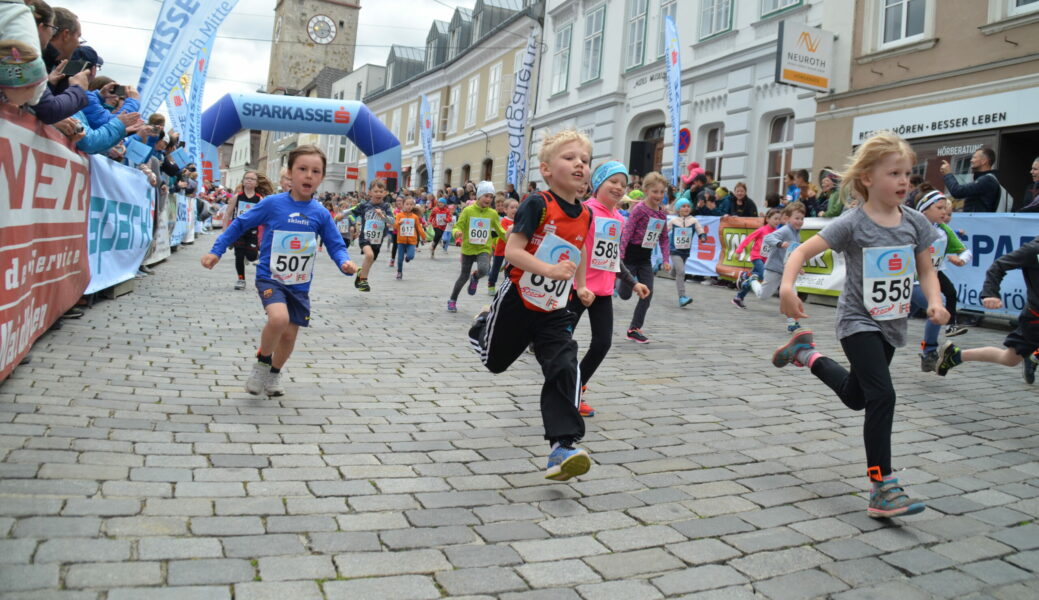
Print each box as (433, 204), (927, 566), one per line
(234, 279), (246, 290)
(245, 362), (270, 395)
(265, 371), (285, 396)
(920, 351), (938, 373)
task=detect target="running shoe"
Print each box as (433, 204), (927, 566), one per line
(395, 272), (402, 280)
(935, 340), (960, 376)
(736, 271), (749, 290)
(389, 259), (395, 268)
(544, 446), (591, 481)
(265, 371), (285, 397)
(945, 324), (967, 337)
(731, 297), (746, 309)
(579, 402), (596, 417)
(868, 477), (926, 519)
(1023, 352), (1037, 385)
(772, 329), (815, 368)
(467, 272), (479, 295)
(63, 307), (84, 319)
(355, 278), (371, 292)
(787, 321), (802, 333)
(626, 328), (649, 343)
(245, 362), (270, 395)
(234, 279), (246, 290)
(447, 300), (457, 313)
(487, 285), (496, 296)
(679, 296), (693, 308)
(920, 351), (938, 373)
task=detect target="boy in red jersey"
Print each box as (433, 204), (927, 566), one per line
(468, 130), (595, 481)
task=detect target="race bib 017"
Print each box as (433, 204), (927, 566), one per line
(399, 218), (416, 238)
(270, 230), (317, 285)
(641, 218), (665, 249)
(590, 217), (622, 272)
(469, 217), (491, 245)
(519, 233), (581, 311)
(863, 245), (914, 321)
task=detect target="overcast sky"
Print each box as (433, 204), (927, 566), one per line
(58, 0), (471, 113)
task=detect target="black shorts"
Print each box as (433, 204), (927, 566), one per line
(256, 279), (311, 327)
(359, 240), (382, 259)
(1004, 308), (1039, 356)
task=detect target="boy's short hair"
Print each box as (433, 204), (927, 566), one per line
(287, 144), (327, 175)
(795, 169), (810, 183)
(537, 129), (592, 164)
(782, 201), (807, 217)
(642, 171), (667, 190)
(369, 178), (387, 191)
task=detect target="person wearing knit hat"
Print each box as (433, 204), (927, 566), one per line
(0, 40), (48, 107)
(667, 198), (708, 307)
(570, 161), (649, 416)
(446, 180), (506, 312)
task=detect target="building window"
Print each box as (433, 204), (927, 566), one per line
(761, 0), (800, 17)
(338, 136), (348, 163)
(387, 62), (396, 87)
(625, 0), (648, 69)
(482, 158), (493, 181)
(551, 23), (572, 94)
(391, 108), (401, 141)
(465, 75), (480, 128)
(765, 114), (794, 197)
(657, 0), (677, 58)
(447, 86), (459, 134)
(406, 103), (417, 145)
(473, 13), (483, 40)
(703, 126), (724, 181)
(1011, 0), (1039, 14)
(355, 83), (363, 100)
(444, 168), (452, 187)
(700, 0), (732, 39)
(486, 62), (502, 119)
(428, 97), (440, 137)
(580, 5), (606, 82)
(462, 164), (471, 183)
(881, 0), (925, 46)
(426, 40), (436, 69)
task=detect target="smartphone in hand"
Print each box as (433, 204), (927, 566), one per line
(113, 85), (127, 97)
(62, 60), (89, 76)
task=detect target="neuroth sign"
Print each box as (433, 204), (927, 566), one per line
(775, 21), (835, 93)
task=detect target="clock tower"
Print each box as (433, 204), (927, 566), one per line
(266, 0), (360, 93)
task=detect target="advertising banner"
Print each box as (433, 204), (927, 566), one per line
(419, 94), (435, 193)
(505, 26), (540, 187)
(680, 216), (721, 277)
(183, 198), (196, 244)
(166, 77), (190, 139)
(137, 0), (239, 118)
(775, 21), (835, 93)
(186, 29), (217, 168)
(664, 16), (682, 187)
(171, 194), (189, 246)
(0, 105), (91, 380)
(945, 214), (1038, 315)
(145, 187), (171, 265)
(85, 157), (154, 295)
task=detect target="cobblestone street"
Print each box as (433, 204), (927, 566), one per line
(1, 238), (1037, 599)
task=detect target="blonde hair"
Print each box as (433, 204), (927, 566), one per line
(537, 129), (592, 164)
(641, 171), (667, 191)
(839, 131), (916, 204)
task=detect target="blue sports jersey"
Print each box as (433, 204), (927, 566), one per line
(210, 192), (350, 293)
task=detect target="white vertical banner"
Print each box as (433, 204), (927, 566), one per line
(506, 26), (540, 187)
(664, 16), (682, 187)
(420, 94), (435, 193)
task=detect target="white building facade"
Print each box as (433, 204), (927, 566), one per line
(320, 64), (387, 195)
(531, 0), (832, 201)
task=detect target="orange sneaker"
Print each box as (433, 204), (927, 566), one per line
(579, 401), (596, 417)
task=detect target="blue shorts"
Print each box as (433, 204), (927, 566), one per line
(256, 279), (311, 327)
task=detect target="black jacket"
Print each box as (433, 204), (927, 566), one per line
(943, 170), (1001, 212)
(1020, 183), (1039, 213)
(982, 236), (1039, 312)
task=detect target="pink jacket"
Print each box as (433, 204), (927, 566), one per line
(583, 197), (625, 296)
(735, 224), (775, 262)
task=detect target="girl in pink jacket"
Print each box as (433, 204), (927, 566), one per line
(732, 208), (781, 308)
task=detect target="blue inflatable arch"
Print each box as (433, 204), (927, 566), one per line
(200, 93), (401, 186)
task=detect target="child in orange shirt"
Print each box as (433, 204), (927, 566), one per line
(394, 196), (427, 280)
(487, 198), (518, 296)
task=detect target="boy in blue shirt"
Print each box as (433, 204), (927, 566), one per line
(202, 146), (357, 396)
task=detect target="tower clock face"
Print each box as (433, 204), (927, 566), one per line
(307, 15), (337, 44)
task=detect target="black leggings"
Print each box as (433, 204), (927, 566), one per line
(618, 259), (655, 330)
(233, 245), (258, 278)
(938, 271), (957, 324)
(810, 331), (896, 478)
(568, 294), (612, 387)
(432, 228), (445, 247)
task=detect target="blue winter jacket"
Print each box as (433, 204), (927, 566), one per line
(81, 91), (141, 130)
(73, 110), (127, 155)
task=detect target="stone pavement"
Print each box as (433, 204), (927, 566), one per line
(1, 236), (1037, 600)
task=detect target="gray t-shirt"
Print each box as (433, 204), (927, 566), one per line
(819, 206), (939, 347)
(763, 225), (801, 273)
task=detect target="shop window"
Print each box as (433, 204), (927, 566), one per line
(700, 0), (732, 40)
(765, 114), (794, 196)
(881, 0), (925, 47)
(703, 125), (724, 181)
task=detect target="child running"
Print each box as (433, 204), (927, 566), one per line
(487, 198), (518, 296)
(936, 235), (1039, 384)
(223, 171), (271, 290)
(429, 198), (452, 259)
(201, 145), (357, 396)
(468, 129), (595, 481)
(618, 171), (671, 343)
(733, 208), (782, 306)
(573, 161), (650, 417)
(772, 132), (947, 518)
(667, 198), (706, 308)
(394, 196), (427, 279)
(761, 202), (807, 331)
(447, 181), (506, 312)
(351, 179), (392, 292)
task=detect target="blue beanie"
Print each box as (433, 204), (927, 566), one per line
(591, 161), (629, 194)
(674, 198), (692, 212)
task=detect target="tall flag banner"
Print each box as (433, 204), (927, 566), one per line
(137, 0), (239, 119)
(664, 16), (682, 187)
(505, 25), (540, 187)
(165, 75), (190, 138)
(419, 94), (435, 194)
(186, 30), (217, 169)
